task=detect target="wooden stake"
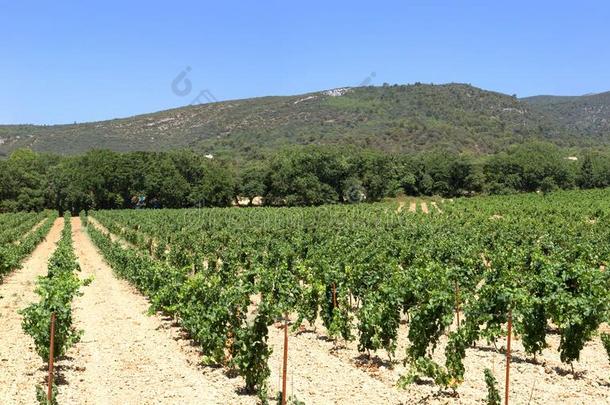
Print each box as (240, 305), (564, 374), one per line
(505, 310), (512, 405)
(282, 313), (288, 405)
(332, 283), (337, 309)
(48, 312), (56, 402)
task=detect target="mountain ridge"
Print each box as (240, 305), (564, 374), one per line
(521, 91), (610, 136)
(1, 83), (609, 158)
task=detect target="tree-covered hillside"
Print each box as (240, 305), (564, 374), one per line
(522, 91), (610, 136)
(2, 83), (607, 158)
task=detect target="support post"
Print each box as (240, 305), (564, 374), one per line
(505, 310), (512, 405)
(282, 313), (288, 405)
(48, 312), (56, 402)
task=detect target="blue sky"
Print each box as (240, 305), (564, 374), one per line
(1, 1), (609, 124)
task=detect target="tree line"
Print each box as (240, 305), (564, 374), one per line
(0, 142), (608, 212)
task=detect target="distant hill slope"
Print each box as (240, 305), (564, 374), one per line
(521, 91), (610, 136)
(1, 83), (608, 158)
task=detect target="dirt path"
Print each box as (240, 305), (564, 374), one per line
(267, 319), (410, 404)
(0, 217), (64, 405)
(420, 202), (429, 214)
(431, 201), (443, 213)
(61, 217), (255, 405)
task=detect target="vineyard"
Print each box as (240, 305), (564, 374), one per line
(0, 211), (57, 281)
(2, 190), (610, 403)
(80, 188), (610, 403)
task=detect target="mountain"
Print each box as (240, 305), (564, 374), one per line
(521, 91), (610, 136)
(1, 83), (608, 158)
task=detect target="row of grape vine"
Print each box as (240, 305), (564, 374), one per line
(20, 214), (89, 403)
(0, 211), (57, 282)
(87, 188), (610, 400)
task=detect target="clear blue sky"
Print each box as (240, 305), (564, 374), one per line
(1, 0), (609, 124)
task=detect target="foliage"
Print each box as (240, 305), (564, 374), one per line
(36, 383), (58, 405)
(484, 368), (501, 405)
(276, 392), (306, 405)
(3, 138), (610, 211)
(398, 357), (453, 389)
(231, 302), (273, 400)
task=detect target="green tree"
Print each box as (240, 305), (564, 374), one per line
(540, 176), (557, 193)
(237, 161), (268, 205)
(579, 155), (595, 189)
(189, 160), (236, 207)
(0, 149), (51, 212)
(341, 177), (366, 203)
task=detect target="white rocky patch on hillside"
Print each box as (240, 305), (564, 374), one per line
(323, 88), (352, 97)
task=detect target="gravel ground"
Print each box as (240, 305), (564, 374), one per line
(267, 318), (409, 404)
(286, 313), (610, 404)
